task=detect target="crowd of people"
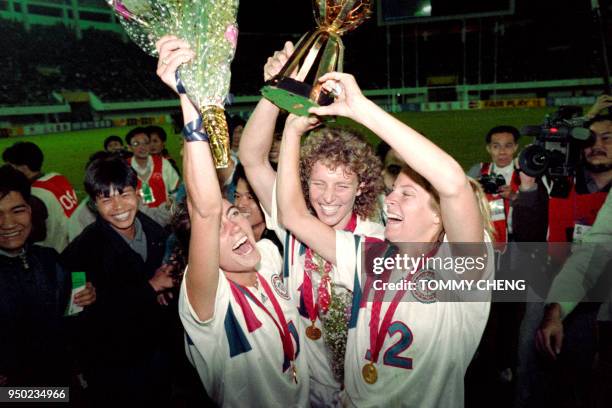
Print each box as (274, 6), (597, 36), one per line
(0, 23), (174, 106)
(1, 34), (611, 408)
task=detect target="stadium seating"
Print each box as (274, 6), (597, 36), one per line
(0, 12), (606, 107)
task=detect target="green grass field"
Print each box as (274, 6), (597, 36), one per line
(0, 107), (556, 198)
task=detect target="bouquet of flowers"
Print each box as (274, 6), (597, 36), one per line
(107, 0), (239, 168)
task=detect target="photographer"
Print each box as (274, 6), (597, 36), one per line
(468, 125), (521, 247)
(513, 113), (611, 407)
(467, 126), (522, 392)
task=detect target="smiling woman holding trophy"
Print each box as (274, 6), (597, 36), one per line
(240, 2), (386, 407)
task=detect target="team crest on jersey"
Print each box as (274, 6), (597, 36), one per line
(412, 269), (437, 303)
(270, 274), (290, 300)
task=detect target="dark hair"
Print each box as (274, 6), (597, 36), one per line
(227, 114), (246, 136)
(587, 113), (612, 127)
(125, 127), (149, 145)
(231, 163), (256, 198)
(86, 151), (115, 169)
(226, 114), (246, 146)
(0, 164), (31, 202)
(375, 141), (392, 162)
(84, 155), (138, 200)
(103, 135), (123, 150)
(145, 125), (167, 142)
(485, 125), (520, 144)
(2, 142), (44, 172)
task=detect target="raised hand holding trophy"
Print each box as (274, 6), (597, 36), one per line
(107, 0), (239, 168)
(261, 0), (372, 116)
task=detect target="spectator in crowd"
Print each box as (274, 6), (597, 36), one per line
(125, 127), (180, 226)
(145, 125), (180, 174)
(156, 35), (309, 407)
(60, 155), (176, 406)
(219, 115), (246, 201)
(228, 114), (246, 154)
(240, 41), (385, 406)
(376, 141), (404, 194)
(232, 163), (283, 255)
(512, 113), (612, 407)
(103, 135), (125, 153)
(269, 129), (283, 166)
(0, 165), (95, 387)
(3, 141), (78, 252)
(375, 141), (404, 225)
(67, 151), (115, 242)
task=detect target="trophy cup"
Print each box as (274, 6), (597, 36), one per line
(107, 0), (239, 168)
(261, 0), (372, 116)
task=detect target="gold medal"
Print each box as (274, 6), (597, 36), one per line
(362, 362), (378, 384)
(306, 322), (321, 340)
(291, 363), (298, 384)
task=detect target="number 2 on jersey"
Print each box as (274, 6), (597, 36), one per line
(365, 321), (414, 370)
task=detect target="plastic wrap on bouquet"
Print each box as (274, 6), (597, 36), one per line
(107, 0), (239, 168)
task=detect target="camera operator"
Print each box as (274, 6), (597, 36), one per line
(512, 113), (611, 407)
(514, 114), (611, 241)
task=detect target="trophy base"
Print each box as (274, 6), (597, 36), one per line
(261, 77), (333, 117)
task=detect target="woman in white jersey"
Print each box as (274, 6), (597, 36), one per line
(240, 43), (385, 406)
(276, 72), (494, 408)
(155, 36), (309, 407)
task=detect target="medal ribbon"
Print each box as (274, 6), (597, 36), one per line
(367, 243), (439, 366)
(230, 273), (296, 370)
(301, 212), (358, 321)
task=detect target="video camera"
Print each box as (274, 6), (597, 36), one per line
(518, 107), (594, 191)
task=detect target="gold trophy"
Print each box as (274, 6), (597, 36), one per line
(261, 0), (372, 116)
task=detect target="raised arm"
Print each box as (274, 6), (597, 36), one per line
(276, 115), (338, 263)
(310, 73), (484, 242)
(156, 36), (221, 321)
(238, 41), (294, 214)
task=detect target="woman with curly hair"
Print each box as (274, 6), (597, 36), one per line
(240, 43), (385, 406)
(277, 71), (494, 407)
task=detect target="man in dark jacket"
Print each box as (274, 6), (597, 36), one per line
(0, 165), (95, 387)
(61, 155), (175, 406)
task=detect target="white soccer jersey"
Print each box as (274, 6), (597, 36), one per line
(179, 239), (310, 407)
(335, 231), (494, 408)
(264, 181), (385, 406)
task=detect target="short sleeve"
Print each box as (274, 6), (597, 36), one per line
(334, 230), (362, 292)
(179, 266), (230, 328)
(256, 238), (283, 275)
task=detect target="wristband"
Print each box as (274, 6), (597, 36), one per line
(182, 116), (209, 143)
(176, 71), (186, 95)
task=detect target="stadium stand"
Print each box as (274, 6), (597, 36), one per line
(0, 23), (174, 106)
